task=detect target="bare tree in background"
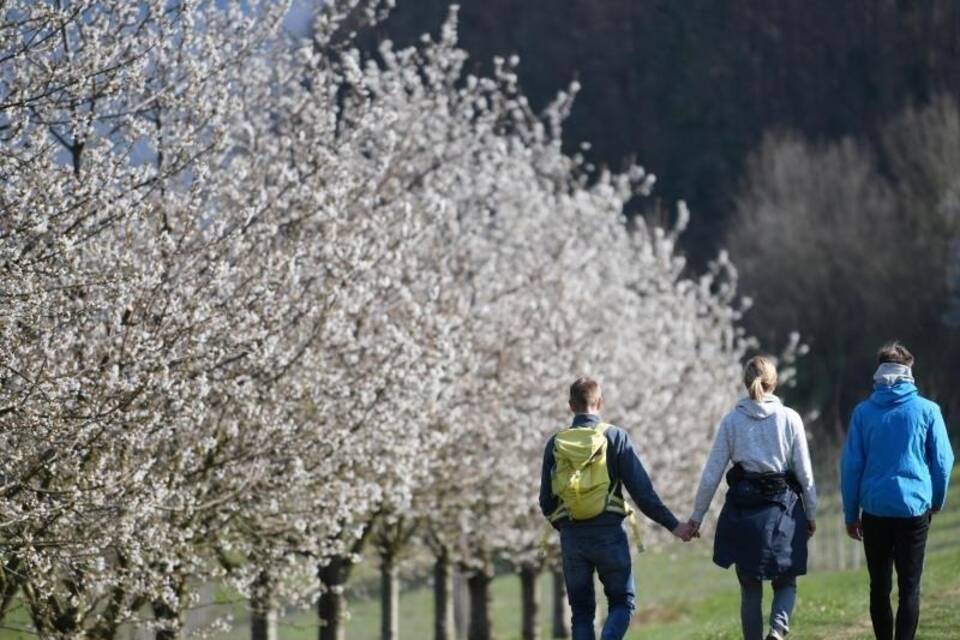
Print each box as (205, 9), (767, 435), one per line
(881, 96), (960, 417)
(729, 98), (960, 433)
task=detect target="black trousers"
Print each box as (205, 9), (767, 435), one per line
(862, 511), (931, 640)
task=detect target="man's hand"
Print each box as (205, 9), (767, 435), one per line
(671, 522), (688, 541)
(672, 522), (693, 541)
(807, 519), (817, 538)
(846, 520), (863, 541)
(672, 520), (701, 542)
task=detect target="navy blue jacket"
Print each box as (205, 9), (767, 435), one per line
(539, 413), (679, 531)
(713, 472), (808, 578)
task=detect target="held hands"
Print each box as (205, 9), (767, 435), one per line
(672, 520), (701, 542)
(671, 522), (693, 541)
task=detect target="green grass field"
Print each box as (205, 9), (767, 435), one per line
(626, 504), (960, 640)
(246, 468), (960, 640)
(628, 467), (960, 639)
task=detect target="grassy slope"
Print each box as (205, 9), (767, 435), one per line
(3, 471), (957, 639)
(630, 517), (960, 640)
(241, 508), (958, 640)
(629, 469), (960, 640)
(354, 467), (960, 640)
(212, 469), (960, 639)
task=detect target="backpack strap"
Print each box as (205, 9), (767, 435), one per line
(605, 480), (627, 515)
(548, 504), (569, 523)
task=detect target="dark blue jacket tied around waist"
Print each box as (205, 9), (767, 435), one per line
(713, 464), (808, 579)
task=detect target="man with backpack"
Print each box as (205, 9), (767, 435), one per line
(539, 377), (693, 640)
(841, 342), (954, 640)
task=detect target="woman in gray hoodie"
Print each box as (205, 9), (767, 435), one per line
(686, 356), (817, 640)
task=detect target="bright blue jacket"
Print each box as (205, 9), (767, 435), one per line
(841, 381), (954, 524)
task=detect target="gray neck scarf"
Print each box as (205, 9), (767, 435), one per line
(874, 363), (914, 386)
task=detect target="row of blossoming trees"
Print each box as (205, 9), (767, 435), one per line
(1, 2), (760, 639)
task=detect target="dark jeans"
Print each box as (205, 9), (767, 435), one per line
(736, 568), (797, 640)
(559, 524), (635, 640)
(862, 511), (931, 640)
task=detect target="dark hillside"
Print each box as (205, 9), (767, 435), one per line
(368, 1), (960, 264)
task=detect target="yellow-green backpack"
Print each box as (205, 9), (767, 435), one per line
(549, 423), (628, 522)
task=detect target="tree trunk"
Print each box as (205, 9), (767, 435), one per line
(318, 526), (372, 640)
(433, 549), (455, 640)
(152, 572), (185, 640)
(551, 569), (570, 639)
(318, 556), (353, 640)
(466, 566), (493, 640)
(380, 548), (399, 640)
(0, 558), (22, 621)
(520, 564), (541, 640)
(153, 600), (182, 640)
(453, 564), (468, 639)
(251, 570), (278, 640)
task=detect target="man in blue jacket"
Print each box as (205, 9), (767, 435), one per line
(540, 377), (692, 640)
(841, 342), (954, 640)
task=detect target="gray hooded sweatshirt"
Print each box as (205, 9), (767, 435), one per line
(690, 395), (817, 523)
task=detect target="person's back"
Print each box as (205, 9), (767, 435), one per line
(722, 396), (802, 473)
(540, 420), (678, 532)
(687, 356), (816, 640)
(841, 342), (954, 640)
(844, 382), (951, 520)
(539, 377), (690, 640)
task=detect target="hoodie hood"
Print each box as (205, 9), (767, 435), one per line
(870, 380), (919, 407)
(873, 363), (914, 387)
(735, 395), (783, 420)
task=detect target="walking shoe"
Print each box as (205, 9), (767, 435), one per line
(765, 629), (787, 640)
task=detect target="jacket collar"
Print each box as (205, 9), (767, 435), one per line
(571, 413), (602, 428)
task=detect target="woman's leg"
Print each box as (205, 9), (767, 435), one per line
(769, 574), (797, 635)
(736, 567), (764, 640)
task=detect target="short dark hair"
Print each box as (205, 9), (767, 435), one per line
(569, 377), (602, 412)
(877, 341), (914, 367)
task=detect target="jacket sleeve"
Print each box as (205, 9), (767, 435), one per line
(926, 404), (955, 512)
(840, 408), (865, 525)
(539, 437), (558, 519)
(616, 429), (679, 532)
(790, 413), (818, 520)
(690, 418), (731, 523)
